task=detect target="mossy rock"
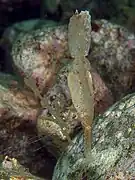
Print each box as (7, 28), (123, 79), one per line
(52, 93), (135, 179)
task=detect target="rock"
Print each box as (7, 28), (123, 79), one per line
(0, 19), (59, 73)
(0, 72), (38, 123)
(52, 92), (135, 179)
(1, 19), (59, 50)
(11, 22), (68, 94)
(90, 19), (135, 100)
(0, 156), (44, 180)
(0, 124), (56, 180)
(92, 70), (113, 115)
(0, 73), (56, 179)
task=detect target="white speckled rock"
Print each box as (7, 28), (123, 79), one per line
(52, 93), (135, 179)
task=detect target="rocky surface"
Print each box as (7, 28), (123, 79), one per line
(0, 73), (56, 179)
(0, 73), (39, 122)
(52, 92), (135, 179)
(90, 19), (135, 100)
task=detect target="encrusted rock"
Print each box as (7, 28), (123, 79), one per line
(0, 72), (38, 123)
(11, 24), (68, 93)
(52, 92), (135, 179)
(90, 19), (135, 100)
